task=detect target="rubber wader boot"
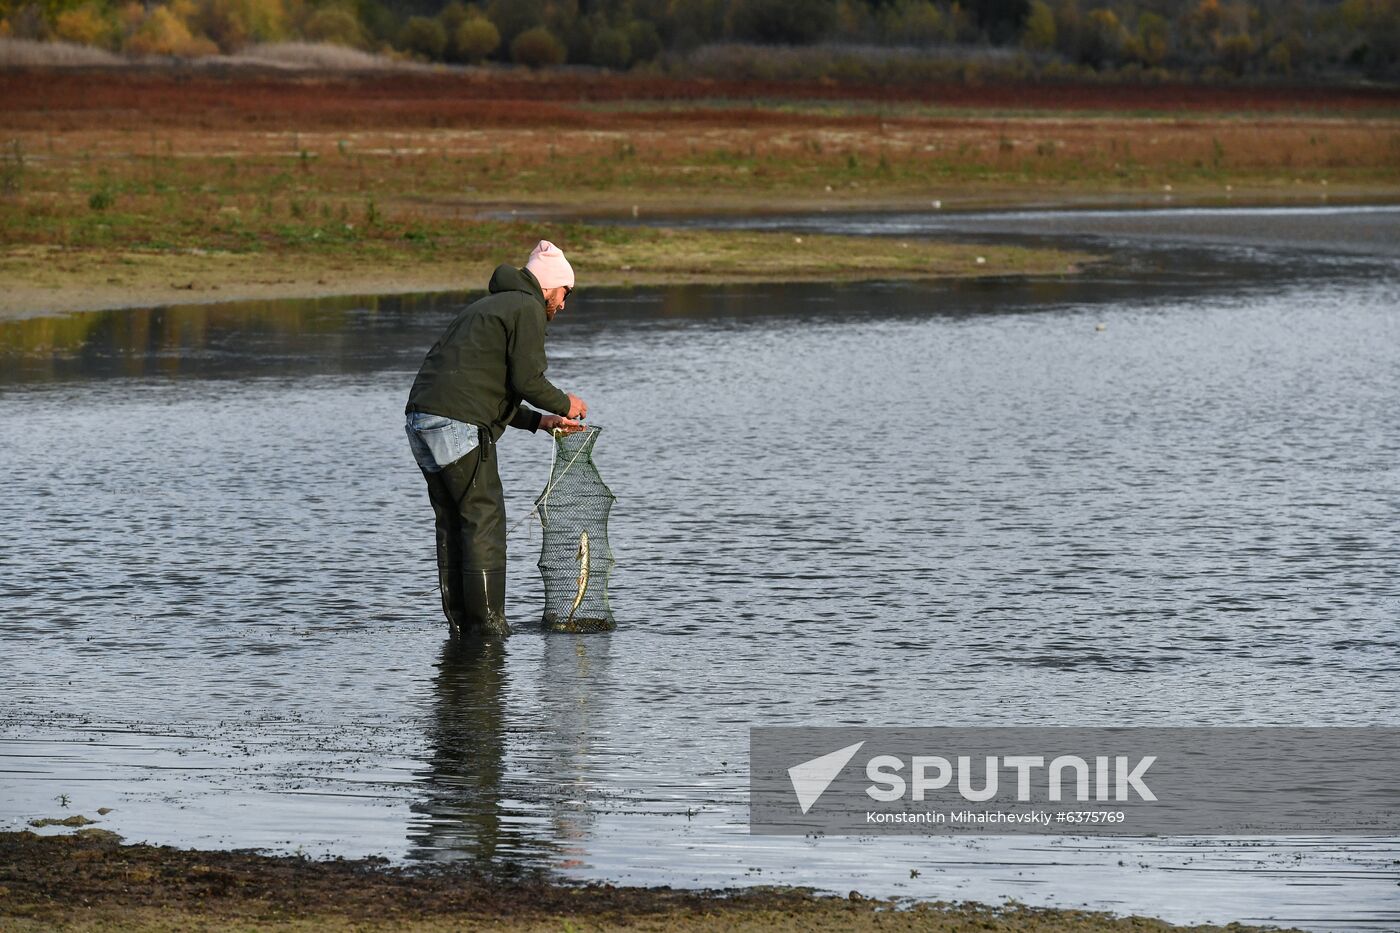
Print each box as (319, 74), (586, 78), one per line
(464, 568), (510, 637)
(424, 469), (469, 637)
(435, 436), (512, 637)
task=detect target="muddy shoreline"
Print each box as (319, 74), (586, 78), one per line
(0, 830), (1301, 932)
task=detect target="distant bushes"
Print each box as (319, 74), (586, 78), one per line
(191, 0), (289, 52)
(125, 5), (218, 57)
(510, 25), (563, 67)
(399, 16), (446, 60)
(53, 4), (113, 46)
(453, 15), (498, 63)
(727, 0), (839, 45)
(589, 25), (630, 70)
(673, 41), (1034, 84)
(0, 0), (1396, 80)
(302, 6), (362, 48)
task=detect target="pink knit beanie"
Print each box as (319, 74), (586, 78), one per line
(525, 240), (575, 290)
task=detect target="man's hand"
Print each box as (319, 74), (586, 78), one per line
(566, 394), (588, 420)
(541, 415), (584, 435)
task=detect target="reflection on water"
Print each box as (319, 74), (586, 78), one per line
(0, 291), (468, 383)
(662, 203), (1400, 264)
(2, 207), (1399, 932)
(410, 635), (616, 872)
(412, 637), (514, 867)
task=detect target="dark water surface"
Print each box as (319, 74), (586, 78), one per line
(2, 207), (1398, 930)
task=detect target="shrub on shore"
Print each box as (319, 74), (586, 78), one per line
(399, 15), (446, 61)
(510, 26), (564, 68)
(453, 15), (499, 64)
(300, 6), (364, 49)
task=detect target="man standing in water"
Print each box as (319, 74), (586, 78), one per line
(405, 240), (587, 638)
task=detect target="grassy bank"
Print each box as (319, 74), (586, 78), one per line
(0, 830), (1300, 932)
(0, 68), (1397, 315)
(0, 224), (1087, 317)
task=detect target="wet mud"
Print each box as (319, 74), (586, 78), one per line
(0, 830), (1300, 932)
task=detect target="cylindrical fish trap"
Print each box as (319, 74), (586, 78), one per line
(536, 425), (616, 633)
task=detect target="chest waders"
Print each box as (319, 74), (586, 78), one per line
(421, 427), (510, 637)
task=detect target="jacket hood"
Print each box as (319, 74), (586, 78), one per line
(488, 264), (544, 304)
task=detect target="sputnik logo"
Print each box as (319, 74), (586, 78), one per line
(787, 741), (865, 814)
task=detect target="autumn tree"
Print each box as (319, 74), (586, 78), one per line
(189, 0), (287, 51)
(302, 5), (364, 47)
(727, 0), (838, 43)
(1127, 10), (1168, 65)
(53, 1), (114, 45)
(454, 13), (499, 62)
(510, 23), (565, 65)
(1021, 0), (1055, 50)
(1078, 6), (1125, 66)
(967, 0), (1029, 42)
(399, 14), (446, 58)
(1343, 0), (1400, 76)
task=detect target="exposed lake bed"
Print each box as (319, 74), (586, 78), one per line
(3, 831), (1308, 933)
(2, 205), (1398, 932)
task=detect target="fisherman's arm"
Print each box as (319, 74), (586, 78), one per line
(506, 309), (571, 415)
(507, 408), (583, 434)
(508, 407), (543, 432)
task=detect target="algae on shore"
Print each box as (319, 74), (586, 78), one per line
(0, 831), (1303, 933)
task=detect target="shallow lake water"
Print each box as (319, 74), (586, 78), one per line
(2, 207), (1398, 930)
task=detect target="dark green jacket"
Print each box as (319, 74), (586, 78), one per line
(405, 264), (570, 437)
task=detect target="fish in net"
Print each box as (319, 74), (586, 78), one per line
(536, 425), (616, 633)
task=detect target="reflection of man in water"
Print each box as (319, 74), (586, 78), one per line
(405, 241), (588, 637)
(409, 636), (514, 866)
(409, 633), (612, 869)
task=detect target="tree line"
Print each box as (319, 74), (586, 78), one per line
(2, 0), (1396, 79)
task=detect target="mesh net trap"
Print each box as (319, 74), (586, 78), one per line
(536, 425), (616, 633)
